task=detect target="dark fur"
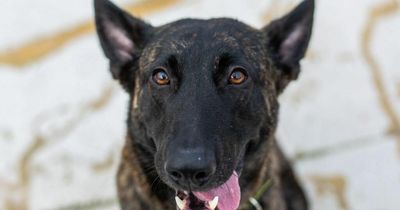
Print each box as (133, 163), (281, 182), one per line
(94, 0), (314, 209)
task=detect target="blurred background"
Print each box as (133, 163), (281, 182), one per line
(0, 0), (399, 209)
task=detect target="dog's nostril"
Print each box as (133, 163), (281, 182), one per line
(192, 171), (212, 185)
(193, 171), (211, 184)
(170, 171), (183, 181)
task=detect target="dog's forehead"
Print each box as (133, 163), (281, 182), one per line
(140, 18), (265, 70)
(156, 18), (257, 43)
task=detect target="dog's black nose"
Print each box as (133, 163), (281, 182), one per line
(166, 148), (216, 187)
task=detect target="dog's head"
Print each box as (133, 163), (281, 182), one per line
(94, 0), (313, 209)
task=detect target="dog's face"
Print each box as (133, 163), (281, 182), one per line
(95, 0), (313, 209)
(137, 18), (273, 197)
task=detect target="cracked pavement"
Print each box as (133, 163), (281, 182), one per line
(0, 0), (399, 209)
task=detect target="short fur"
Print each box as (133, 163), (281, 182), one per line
(94, 0), (314, 209)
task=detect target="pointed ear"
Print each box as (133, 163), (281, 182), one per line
(262, 0), (314, 90)
(94, 0), (153, 89)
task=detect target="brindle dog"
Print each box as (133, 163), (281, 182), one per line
(94, 0), (314, 209)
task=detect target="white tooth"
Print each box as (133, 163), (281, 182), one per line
(208, 196), (219, 210)
(175, 196), (185, 209)
(183, 191), (189, 195)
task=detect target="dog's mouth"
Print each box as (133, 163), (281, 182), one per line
(175, 172), (240, 210)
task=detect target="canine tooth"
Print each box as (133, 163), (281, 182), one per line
(183, 190), (189, 195)
(175, 196), (185, 209)
(208, 196), (218, 210)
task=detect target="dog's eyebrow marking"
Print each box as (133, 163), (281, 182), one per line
(133, 78), (141, 109)
(141, 44), (163, 67)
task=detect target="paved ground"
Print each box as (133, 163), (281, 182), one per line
(1, 0), (399, 210)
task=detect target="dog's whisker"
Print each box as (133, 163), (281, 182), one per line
(150, 177), (159, 189)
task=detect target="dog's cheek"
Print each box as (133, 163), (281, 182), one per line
(231, 90), (268, 149)
(139, 91), (167, 138)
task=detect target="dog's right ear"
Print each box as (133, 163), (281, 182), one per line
(94, 0), (153, 89)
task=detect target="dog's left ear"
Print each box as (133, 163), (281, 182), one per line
(262, 0), (314, 91)
(94, 0), (153, 90)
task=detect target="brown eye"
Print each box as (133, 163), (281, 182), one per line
(152, 69), (170, 85)
(228, 68), (247, 85)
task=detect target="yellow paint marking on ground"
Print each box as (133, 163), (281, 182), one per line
(261, 0), (297, 23)
(361, 0), (400, 153)
(0, 23), (93, 68)
(310, 175), (349, 210)
(0, 0), (179, 68)
(91, 151), (116, 173)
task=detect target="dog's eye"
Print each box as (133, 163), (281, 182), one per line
(152, 69), (170, 86)
(228, 67), (247, 85)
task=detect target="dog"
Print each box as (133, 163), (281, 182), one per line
(94, 0), (314, 209)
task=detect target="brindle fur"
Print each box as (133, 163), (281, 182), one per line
(94, 0), (314, 209)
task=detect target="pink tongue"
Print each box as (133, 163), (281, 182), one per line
(193, 172), (240, 210)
